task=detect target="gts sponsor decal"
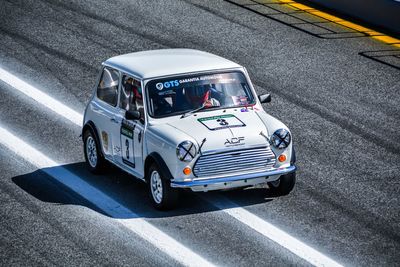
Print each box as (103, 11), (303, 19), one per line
(156, 80), (179, 90)
(224, 137), (245, 147)
(179, 74), (224, 83)
(155, 74), (231, 91)
(198, 114), (245, 130)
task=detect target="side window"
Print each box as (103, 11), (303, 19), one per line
(97, 67), (119, 106)
(120, 75), (144, 121)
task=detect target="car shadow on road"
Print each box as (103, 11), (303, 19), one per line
(12, 162), (275, 219)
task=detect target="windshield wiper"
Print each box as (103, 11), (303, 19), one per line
(180, 103), (207, 119)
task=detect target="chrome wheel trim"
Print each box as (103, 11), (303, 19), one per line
(150, 170), (163, 204)
(86, 136), (98, 168)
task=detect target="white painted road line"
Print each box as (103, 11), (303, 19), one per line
(0, 67), (83, 126)
(0, 69), (343, 266)
(211, 196), (343, 267)
(0, 125), (215, 267)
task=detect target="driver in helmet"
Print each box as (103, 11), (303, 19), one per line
(183, 84), (222, 109)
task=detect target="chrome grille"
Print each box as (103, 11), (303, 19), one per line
(193, 146), (276, 178)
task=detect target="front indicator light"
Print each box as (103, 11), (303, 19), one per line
(278, 154), (287, 162)
(183, 167), (192, 175)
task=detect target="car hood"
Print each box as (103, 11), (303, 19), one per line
(166, 109), (270, 152)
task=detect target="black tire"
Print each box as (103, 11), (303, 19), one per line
(147, 163), (179, 210)
(83, 129), (106, 174)
(267, 172), (296, 196)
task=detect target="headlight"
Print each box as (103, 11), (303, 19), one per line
(270, 129), (291, 149)
(176, 141), (197, 162)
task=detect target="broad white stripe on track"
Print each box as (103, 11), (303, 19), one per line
(0, 68), (343, 267)
(211, 197), (343, 267)
(0, 68), (83, 126)
(0, 126), (214, 267)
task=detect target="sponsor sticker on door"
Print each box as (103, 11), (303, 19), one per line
(121, 124), (135, 167)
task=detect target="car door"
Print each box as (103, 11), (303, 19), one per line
(91, 66), (121, 161)
(113, 74), (145, 177)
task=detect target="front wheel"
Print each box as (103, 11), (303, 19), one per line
(148, 163), (179, 210)
(267, 172), (296, 196)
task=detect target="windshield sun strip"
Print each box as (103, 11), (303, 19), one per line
(145, 71), (256, 118)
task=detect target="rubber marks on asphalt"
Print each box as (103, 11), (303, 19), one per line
(210, 196), (343, 267)
(0, 70), (342, 266)
(0, 67), (83, 126)
(229, 0), (399, 41)
(359, 50), (400, 70)
(226, 0), (400, 70)
(0, 125), (215, 267)
(0, 67), (214, 266)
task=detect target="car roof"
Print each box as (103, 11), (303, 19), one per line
(103, 49), (242, 79)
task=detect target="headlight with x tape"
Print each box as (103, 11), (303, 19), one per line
(270, 129), (291, 149)
(176, 141), (197, 162)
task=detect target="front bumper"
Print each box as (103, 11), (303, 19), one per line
(170, 165), (296, 192)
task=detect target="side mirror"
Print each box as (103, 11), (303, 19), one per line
(258, 94), (271, 104)
(125, 110), (141, 120)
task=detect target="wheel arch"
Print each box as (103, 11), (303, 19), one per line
(82, 121), (104, 158)
(144, 152), (173, 182)
(290, 145), (296, 164)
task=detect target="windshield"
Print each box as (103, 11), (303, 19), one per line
(146, 72), (255, 118)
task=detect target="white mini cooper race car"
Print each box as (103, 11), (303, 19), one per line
(82, 49), (296, 210)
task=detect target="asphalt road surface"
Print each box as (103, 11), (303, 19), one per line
(0, 0), (399, 266)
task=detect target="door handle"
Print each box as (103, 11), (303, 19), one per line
(91, 106), (100, 112)
(110, 117), (119, 123)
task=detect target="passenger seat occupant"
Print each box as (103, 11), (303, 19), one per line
(97, 67), (119, 106)
(120, 76), (142, 112)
